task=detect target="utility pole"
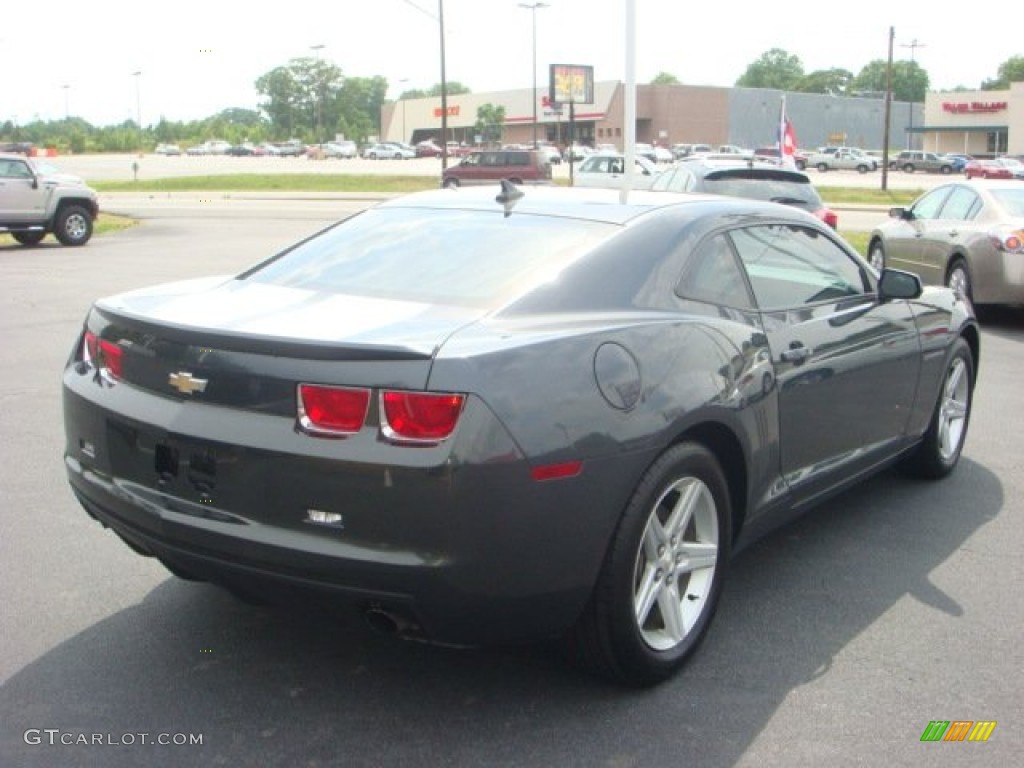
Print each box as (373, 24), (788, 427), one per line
(900, 38), (925, 150)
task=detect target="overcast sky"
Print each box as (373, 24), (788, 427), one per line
(2, 0), (1015, 127)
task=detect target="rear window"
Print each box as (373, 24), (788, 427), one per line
(700, 171), (823, 210)
(242, 207), (615, 308)
(991, 188), (1024, 216)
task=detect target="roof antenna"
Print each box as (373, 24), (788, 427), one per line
(495, 179), (524, 217)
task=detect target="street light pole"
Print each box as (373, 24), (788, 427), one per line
(131, 71), (142, 155)
(399, 78), (409, 144)
(900, 38), (925, 150)
(62, 84), (70, 120)
(518, 2), (549, 148)
(310, 44), (326, 146)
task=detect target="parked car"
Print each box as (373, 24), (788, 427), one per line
(650, 158), (838, 228)
(806, 147), (878, 173)
(321, 140), (362, 158)
(994, 156), (1024, 179)
(202, 140), (233, 155)
(445, 141), (472, 158)
(574, 153), (661, 190)
(963, 159), (1013, 179)
(363, 142), (415, 160)
(634, 143), (658, 163)
(185, 144), (208, 156)
(275, 140), (308, 157)
(225, 143), (258, 156)
(62, 185), (978, 686)
(441, 148), (552, 187)
(534, 143), (563, 165)
(752, 146), (808, 171)
(945, 154), (973, 172)
(154, 143), (182, 156)
(652, 145), (675, 163)
(868, 180), (1024, 306)
(415, 140), (443, 158)
(566, 143), (595, 162)
(892, 150), (955, 174)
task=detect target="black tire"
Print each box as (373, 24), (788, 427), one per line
(564, 442), (731, 686)
(12, 230), (46, 246)
(857, 164), (869, 174)
(442, 177), (459, 189)
(946, 258), (972, 304)
(816, 162), (828, 172)
(903, 164), (915, 173)
(868, 240), (886, 272)
(899, 337), (974, 479)
(796, 160), (807, 171)
(941, 165), (952, 174)
(53, 204), (93, 246)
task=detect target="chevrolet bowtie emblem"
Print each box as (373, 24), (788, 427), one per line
(168, 371), (208, 395)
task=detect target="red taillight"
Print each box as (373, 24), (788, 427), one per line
(297, 384), (371, 436)
(820, 208), (839, 230)
(380, 391), (465, 444)
(993, 227), (1024, 253)
(83, 331), (124, 379)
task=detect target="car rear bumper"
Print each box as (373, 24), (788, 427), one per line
(62, 375), (637, 646)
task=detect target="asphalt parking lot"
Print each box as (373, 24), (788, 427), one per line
(1, 193), (1021, 767)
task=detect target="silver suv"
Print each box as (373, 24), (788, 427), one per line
(892, 150), (955, 175)
(0, 153), (99, 246)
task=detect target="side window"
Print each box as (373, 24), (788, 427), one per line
(938, 186), (980, 221)
(676, 234), (754, 309)
(0, 159), (31, 178)
(731, 225), (869, 310)
(909, 187), (951, 220)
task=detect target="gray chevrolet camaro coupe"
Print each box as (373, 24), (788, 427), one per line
(63, 185), (980, 686)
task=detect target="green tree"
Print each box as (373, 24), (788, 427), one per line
(474, 103), (506, 144)
(332, 76), (389, 141)
(650, 72), (681, 85)
(793, 68), (854, 96)
(982, 55), (1024, 90)
(736, 49), (804, 90)
(255, 57), (345, 140)
(401, 82), (472, 99)
(852, 60), (929, 102)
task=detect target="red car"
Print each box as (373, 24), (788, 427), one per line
(964, 159), (1013, 180)
(415, 141), (442, 158)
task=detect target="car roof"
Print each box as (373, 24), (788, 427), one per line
(676, 159), (812, 182)
(377, 184), (819, 227)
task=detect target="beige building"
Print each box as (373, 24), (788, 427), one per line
(381, 81), (1024, 157)
(381, 81), (752, 150)
(916, 82), (1023, 156)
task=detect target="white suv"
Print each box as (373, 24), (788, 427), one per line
(0, 154), (99, 246)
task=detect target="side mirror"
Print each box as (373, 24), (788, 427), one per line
(878, 268), (923, 301)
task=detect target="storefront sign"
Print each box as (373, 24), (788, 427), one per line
(433, 105), (461, 118)
(941, 101), (1007, 114)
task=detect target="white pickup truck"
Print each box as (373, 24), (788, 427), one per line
(807, 147), (878, 173)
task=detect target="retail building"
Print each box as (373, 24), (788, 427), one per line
(380, 82), (923, 153)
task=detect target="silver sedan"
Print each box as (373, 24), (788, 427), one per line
(867, 180), (1024, 306)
